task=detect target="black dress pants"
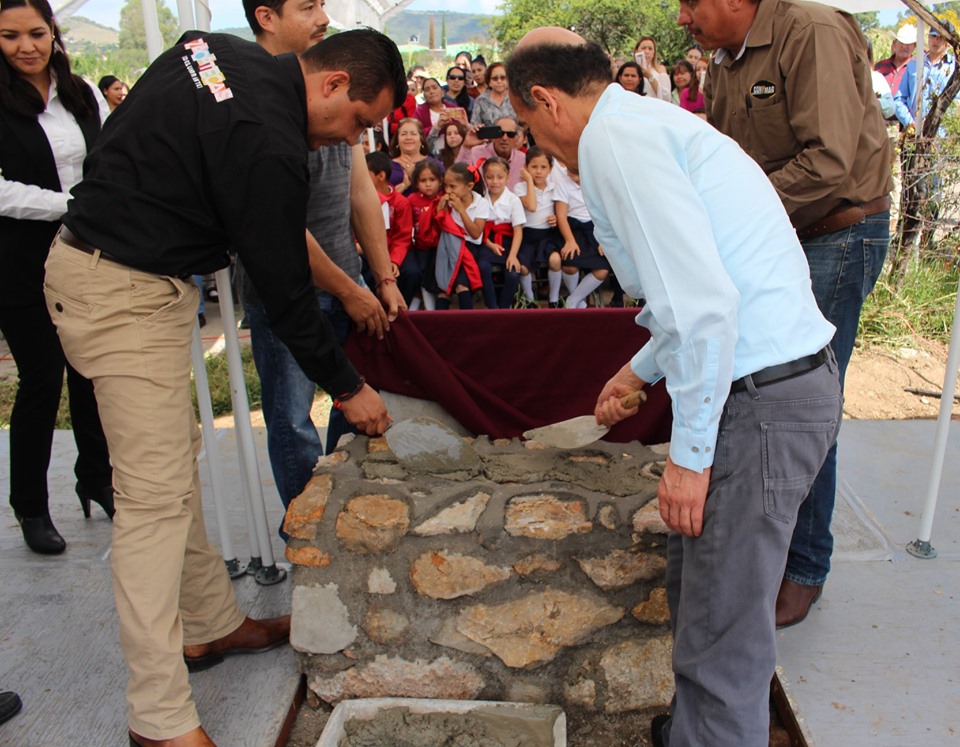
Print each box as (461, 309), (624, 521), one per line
(0, 303), (111, 518)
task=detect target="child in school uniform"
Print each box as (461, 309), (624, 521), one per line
(366, 151), (415, 305)
(405, 160), (445, 310)
(434, 162), (488, 309)
(474, 157), (525, 308)
(553, 164), (610, 308)
(513, 147), (563, 307)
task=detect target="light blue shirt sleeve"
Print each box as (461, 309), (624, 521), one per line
(894, 59), (916, 127)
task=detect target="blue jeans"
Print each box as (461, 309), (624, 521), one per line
(243, 291), (353, 516)
(787, 211), (889, 586)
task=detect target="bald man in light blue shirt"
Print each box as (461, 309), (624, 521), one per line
(508, 28), (842, 747)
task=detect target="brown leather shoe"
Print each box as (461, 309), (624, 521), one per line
(129, 725), (216, 746)
(775, 579), (823, 629)
(182, 615), (290, 672)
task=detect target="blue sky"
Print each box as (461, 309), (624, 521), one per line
(65, 0), (502, 30)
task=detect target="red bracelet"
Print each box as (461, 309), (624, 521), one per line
(333, 375), (365, 409)
(377, 276), (397, 288)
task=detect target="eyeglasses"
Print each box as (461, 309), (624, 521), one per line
(448, 75), (465, 81)
(490, 75), (507, 81)
(500, 130), (518, 138)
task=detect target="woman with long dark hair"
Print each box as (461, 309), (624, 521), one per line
(0, 0), (113, 553)
(442, 65), (473, 119)
(615, 61), (645, 95)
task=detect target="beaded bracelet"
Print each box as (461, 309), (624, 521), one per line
(377, 276), (397, 289)
(333, 375), (365, 409)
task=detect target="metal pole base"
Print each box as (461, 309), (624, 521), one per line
(224, 558), (248, 579)
(906, 539), (938, 559)
(246, 556), (263, 575)
(254, 564), (288, 586)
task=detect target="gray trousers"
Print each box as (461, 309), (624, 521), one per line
(662, 351), (842, 746)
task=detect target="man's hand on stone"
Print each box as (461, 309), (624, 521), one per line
(658, 457), (710, 537)
(337, 385), (392, 436)
(343, 285), (389, 339)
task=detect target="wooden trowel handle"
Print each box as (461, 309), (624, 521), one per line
(620, 390), (647, 409)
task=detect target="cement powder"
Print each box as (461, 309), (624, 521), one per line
(339, 706), (555, 747)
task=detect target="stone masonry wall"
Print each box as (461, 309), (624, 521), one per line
(284, 418), (674, 720)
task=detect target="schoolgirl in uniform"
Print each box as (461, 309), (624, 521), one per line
(554, 165), (610, 308)
(434, 162), (488, 309)
(406, 159), (445, 310)
(474, 157), (525, 308)
(513, 147), (563, 307)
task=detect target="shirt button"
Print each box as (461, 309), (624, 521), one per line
(704, 396), (711, 403)
(705, 447), (711, 453)
(691, 446), (699, 453)
(55, 302), (63, 312)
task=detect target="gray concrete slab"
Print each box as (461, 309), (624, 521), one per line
(777, 419), (960, 747)
(0, 424), (298, 747)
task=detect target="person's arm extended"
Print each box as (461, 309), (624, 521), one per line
(506, 225), (523, 272)
(555, 201), (579, 257)
(517, 171), (537, 212)
(349, 144), (405, 320)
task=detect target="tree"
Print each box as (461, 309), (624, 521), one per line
(118, 0), (180, 55)
(489, 0), (692, 65)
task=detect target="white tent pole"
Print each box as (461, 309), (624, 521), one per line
(140, 0), (164, 62)
(194, 0), (211, 32)
(906, 276), (960, 559)
(175, 0), (195, 34)
(190, 324), (246, 577)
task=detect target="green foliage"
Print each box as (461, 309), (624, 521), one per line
(854, 11), (880, 32)
(117, 0), (181, 71)
(490, 0), (691, 65)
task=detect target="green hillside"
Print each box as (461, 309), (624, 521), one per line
(383, 11), (494, 47)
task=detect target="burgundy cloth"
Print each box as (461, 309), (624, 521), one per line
(344, 308), (673, 444)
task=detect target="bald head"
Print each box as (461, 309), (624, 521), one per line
(506, 29), (611, 110)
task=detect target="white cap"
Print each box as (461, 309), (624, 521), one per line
(895, 25), (918, 45)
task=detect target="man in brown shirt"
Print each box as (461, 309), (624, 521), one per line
(678, 0), (892, 628)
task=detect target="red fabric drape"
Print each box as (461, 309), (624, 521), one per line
(344, 308), (673, 445)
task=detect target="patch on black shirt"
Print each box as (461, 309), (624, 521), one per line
(183, 37), (234, 102)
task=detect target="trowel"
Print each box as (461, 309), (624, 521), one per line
(522, 391), (647, 449)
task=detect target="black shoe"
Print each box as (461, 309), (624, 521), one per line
(650, 713), (670, 747)
(238, 316), (250, 330)
(14, 512), (65, 554)
(197, 312), (207, 328)
(76, 482), (115, 520)
(0, 691), (22, 725)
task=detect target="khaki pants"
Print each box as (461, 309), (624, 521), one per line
(44, 239), (246, 739)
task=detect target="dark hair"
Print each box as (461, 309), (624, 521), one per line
(389, 117), (428, 157)
(366, 150), (393, 178)
(301, 29), (407, 109)
(97, 75), (120, 93)
(506, 40), (611, 110)
(439, 121), (467, 169)
(412, 158), (443, 190)
(525, 145), (553, 167)
(672, 59), (698, 98)
(455, 50), (472, 64)
(241, 0), (283, 36)
(444, 66), (471, 109)
(481, 155), (509, 180)
(485, 62), (506, 86)
(473, 55), (487, 66)
(0, 0), (95, 119)
(446, 161), (484, 195)
(686, 43), (703, 57)
(615, 61), (645, 95)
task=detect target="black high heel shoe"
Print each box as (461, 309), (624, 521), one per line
(76, 482), (116, 520)
(14, 512), (66, 554)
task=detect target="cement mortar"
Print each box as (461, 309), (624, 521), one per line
(339, 706), (556, 747)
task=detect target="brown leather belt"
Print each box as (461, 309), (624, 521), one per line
(796, 195), (891, 241)
(730, 347), (830, 394)
(57, 226), (121, 263)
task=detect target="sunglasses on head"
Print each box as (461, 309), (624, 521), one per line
(448, 74), (465, 81)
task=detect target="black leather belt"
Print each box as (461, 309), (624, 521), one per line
(57, 226), (121, 263)
(730, 347), (830, 394)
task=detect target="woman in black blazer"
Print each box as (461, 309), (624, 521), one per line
(0, 0), (113, 553)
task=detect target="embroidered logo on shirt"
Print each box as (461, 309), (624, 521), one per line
(750, 81), (776, 99)
(182, 38), (233, 103)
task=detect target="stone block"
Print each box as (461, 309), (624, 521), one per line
(309, 654), (485, 703)
(504, 494), (593, 540)
(597, 504), (619, 530)
(410, 550), (513, 600)
(576, 548), (667, 591)
(632, 587), (670, 626)
(363, 606), (410, 644)
(316, 450), (350, 468)
(456, 588), (624, 669)
(428, 618), (493, 656)
(632, 499), (669, 535)
(599, 636), (674, 712)
(282, 474), (332, 540)
(367, 567), (397, 594)
(336, 494), (410, 554)
(513, 554), (562, 578)
(412, 491), (491, 536)
(284, 545), (331, 567)
(291, 583), (357, 654)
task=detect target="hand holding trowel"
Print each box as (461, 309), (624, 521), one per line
(522, 390), (647, 449)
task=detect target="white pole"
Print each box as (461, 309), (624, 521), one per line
(191, 323), (246, 577)
(214, 268), (286, 585)
(175, 0), (195, 34)
(140, 0), (164, 62)
(907, 278), (960, 559)
(194, 0), (211, 32)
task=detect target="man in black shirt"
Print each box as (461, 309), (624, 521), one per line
(42, 29), (406, 747)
